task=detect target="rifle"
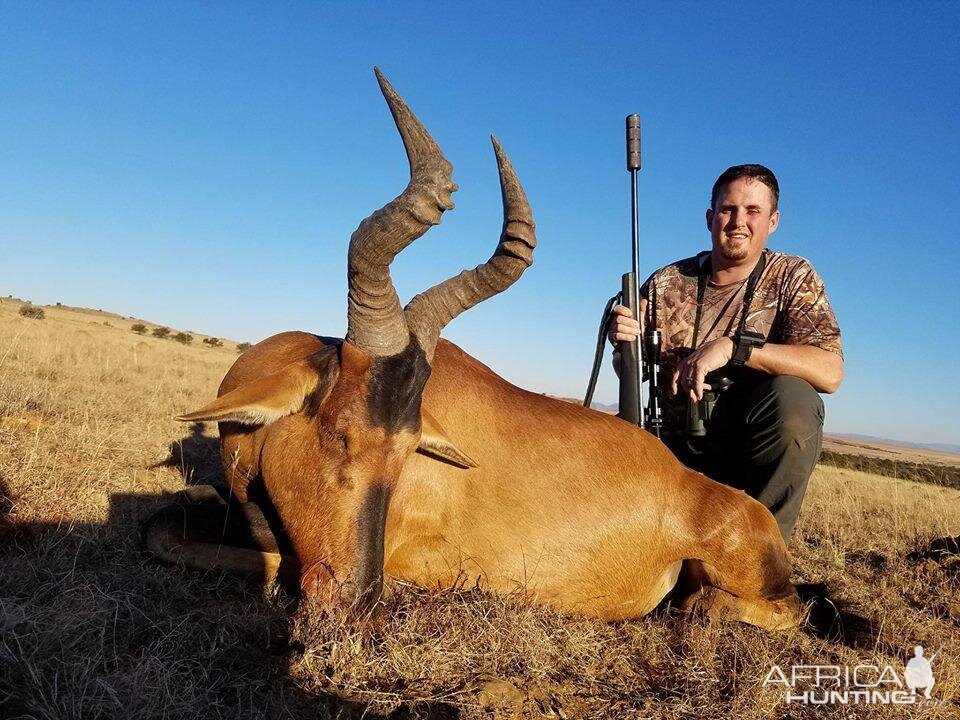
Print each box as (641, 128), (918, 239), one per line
(618, 115), (645, 428)
(583, 115), (663, 438)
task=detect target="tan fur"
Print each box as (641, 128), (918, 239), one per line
(172, 331), (800, 628)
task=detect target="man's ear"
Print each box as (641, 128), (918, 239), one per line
(706, 207), (714, 231)
(416, 408), (477, 469)
(769, 209), (780, 234)
(177, 346), (340, 426)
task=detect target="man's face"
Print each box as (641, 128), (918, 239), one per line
(706, 176), (780, 265)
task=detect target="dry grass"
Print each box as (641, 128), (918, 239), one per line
(818, 450), (960, 492)
(1, 298), (958, 719)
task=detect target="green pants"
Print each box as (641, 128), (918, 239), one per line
(665, 375), (825, 541)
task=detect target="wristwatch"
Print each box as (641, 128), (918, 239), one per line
(731, 331), (766, 366)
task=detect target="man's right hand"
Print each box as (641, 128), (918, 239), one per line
(608, 302), (646, 378)
(607, 303), (645, 346)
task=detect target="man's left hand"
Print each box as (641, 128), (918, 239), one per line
(671, 337), (734, 402)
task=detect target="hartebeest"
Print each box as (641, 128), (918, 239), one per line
(146, 69), (801, 629)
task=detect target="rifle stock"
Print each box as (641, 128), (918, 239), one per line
(618, 272), (642, 425)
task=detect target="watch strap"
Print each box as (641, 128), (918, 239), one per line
(731, 332), (765, 366)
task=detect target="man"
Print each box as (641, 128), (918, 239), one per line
(609, 164), (843, 540)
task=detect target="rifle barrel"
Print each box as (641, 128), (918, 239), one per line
(626, 115), (644, 428)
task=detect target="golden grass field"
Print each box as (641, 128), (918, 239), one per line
(1, 299), (958, 719)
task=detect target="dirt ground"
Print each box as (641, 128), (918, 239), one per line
(1, 299), (958, 719)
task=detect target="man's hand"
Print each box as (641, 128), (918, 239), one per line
(671, 337), (734, 402)
(607, 303), (645, 345)
(608, 302), (646, 378)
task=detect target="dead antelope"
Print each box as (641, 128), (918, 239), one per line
(145, 69), (802, 629)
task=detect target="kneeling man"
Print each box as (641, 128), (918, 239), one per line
(609, 164), (844, 540)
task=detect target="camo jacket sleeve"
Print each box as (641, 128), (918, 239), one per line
(777, 256), (844, 358)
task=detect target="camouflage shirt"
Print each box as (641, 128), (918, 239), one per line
(640, 249), (843, 433)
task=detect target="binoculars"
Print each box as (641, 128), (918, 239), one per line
(686, 375), (733, 437)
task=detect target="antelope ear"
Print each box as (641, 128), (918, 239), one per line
(177, 347), (340, 426)
(417, 408), (477, 469)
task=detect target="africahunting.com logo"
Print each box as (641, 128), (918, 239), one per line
(763, 645), (941, 705)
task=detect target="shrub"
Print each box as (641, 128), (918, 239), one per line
(236, 342), (252, 353)
(131, 323), (147, 335)
(173, 332), (193, 345)
(202, 337), (224, 348)
(19, 305), (45, 320)
(152, 326), (171, 339)
(819, 450), (960, 491)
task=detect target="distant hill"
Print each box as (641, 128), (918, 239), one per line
(548, 396), (618, 414)
(590, 401), (618, 414)
(1, 295), (245, 351)
(830, 433), (960, 457)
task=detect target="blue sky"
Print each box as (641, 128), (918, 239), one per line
(1, 2), (957, 445)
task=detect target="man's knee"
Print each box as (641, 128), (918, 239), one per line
(746, 375), (824, 448)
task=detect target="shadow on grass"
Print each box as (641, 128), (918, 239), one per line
(909, 536), (960, 566)
(0, 474), (461, 719)
(0, 473), (12, 539)
(153, 421), (227, 487)
(152, 423), (295, 572)
(797, 582), (876, 649)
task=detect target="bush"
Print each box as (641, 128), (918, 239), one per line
(819, 450), (960, 491)
(131, 323), (147, 335)
(236, 342), (252, 353)
(19, 305), (45, 320)
(152, 326), (171, 339)
(173, 332), (193, 345)
(202, 337), (224, 348)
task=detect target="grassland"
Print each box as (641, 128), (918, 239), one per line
(1, 299), (958, 719)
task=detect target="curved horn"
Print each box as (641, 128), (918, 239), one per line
(405, 137), (536, 361)
(346, 68), (458, 356)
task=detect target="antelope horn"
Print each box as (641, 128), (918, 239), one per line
(405, 137), (536, 361)
(346, 67), (458, 356)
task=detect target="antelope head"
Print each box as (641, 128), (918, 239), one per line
(177, 69), (536, 609)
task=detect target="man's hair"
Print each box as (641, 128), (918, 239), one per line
(710, 164), (779, 210)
